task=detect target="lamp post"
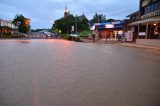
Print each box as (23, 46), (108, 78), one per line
(75, 15), (77, 35)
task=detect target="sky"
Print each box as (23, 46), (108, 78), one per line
(0, 0), (139, 29)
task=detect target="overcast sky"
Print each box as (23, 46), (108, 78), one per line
(0, 0), (139, 29)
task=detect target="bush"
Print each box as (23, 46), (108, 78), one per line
(63, 35), (72, 41)
(0, 35), (21, 38)
(62, 35), (82, 42)
(67, 36), (73, 41)
(61, 34), (67, 38)
(75, 36), (81, 42)
(63, 35), (67, 39)
(78, 30), (92, 37)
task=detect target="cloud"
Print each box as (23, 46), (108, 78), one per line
(0, 0), (139, 29)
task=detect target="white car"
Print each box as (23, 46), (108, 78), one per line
(21, 33), (28, 38)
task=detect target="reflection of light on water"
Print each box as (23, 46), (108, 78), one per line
(59, 40), (72, 49)
(56, 40), (73, 56)
(16, 40), (31, 44)
(61, 40), (72, 46)
(32, 73), (42, 106)
(44, 39), (55, 43)
(45, 39), (72, 45)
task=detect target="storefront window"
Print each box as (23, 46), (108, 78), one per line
(158, 0), (160, 10)
(150, 3), (155, 12)
(142, 0), (160, 15)
(155, 2), (158, 10)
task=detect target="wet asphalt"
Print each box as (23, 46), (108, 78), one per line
(0, 39), (160, 106)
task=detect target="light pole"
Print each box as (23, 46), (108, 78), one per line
(75, 15), (77, 35)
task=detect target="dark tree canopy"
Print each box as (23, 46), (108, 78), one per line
(77, 14), (89, 31)
(52, 12), (117, 34)
(106, 19), (116, 22)
(13, 14), (30, 33)
(52, 14), (89, 34)
(90, 13), (106, 25)
(52, 14), (75, 34)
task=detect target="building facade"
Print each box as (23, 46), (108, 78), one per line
(0, 18), (17, 36)
(128, 0), (160, 39)
(126, 0), (160, 47)
(0, 18), (17, 29)
(126, 11), (140, 41)
(64, 6), (70, 18)
(92, 21), (124, 40)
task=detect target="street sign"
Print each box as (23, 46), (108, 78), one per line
(71, 26), (74, 32)
(59, 30), (61, 33)
(139, 32), (145, 36)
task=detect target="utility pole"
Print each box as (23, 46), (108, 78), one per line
(70, 11), (78, 35)
(75, 15), (77, 35)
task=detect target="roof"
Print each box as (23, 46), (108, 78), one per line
(0, 26), (12, 29)
(128, 17), (160, 26)
(94, 21), (124, 26)
(0, 18), (12, 23)
(126, 11), (139, 17)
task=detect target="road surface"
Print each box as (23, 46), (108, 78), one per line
(0, 39), (160, 106)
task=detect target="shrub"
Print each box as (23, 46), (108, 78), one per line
(75, 36), (80, 42)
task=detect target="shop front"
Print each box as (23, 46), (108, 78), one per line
(128, 18), (160, 47)
(93, 21), (124, 40)
(128, 18), (160, 39)
(126, 0), (160, 47)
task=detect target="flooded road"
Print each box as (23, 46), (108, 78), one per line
(0, 39), (160, 106)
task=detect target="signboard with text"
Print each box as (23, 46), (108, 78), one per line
(139, 32), (146, 36)
(125, 31), (133, 42)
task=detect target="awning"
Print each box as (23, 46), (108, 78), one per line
(128, 18), (160, 26)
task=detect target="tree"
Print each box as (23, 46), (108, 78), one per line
(52, 14), (75, 34)
(90, 13), (106, 25)
(12, 14), (30, 33)
(106, 19), (115, 22)
(77, 14), (89, 31)
(52, 13), (89, 34)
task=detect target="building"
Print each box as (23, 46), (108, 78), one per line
(126, 11), (140, 41)
(92, 21), (125, 40)
(0, 18), (17, 36)
(0, 18), (17, 29)
(127, 0), (160, 46)
(64, 6), (70, 18)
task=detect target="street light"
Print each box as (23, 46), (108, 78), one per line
(75, 15), (77, 35)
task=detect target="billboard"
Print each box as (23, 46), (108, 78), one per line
(125, 31), (133, 42)
(105, 24), (114, 28)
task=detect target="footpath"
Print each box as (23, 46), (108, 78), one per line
(79, 38), (160, 50)
(95, 39), (160, 50)
(121, 43), (160, 50)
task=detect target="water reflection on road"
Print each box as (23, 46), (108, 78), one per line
(16, 40), (31, 44)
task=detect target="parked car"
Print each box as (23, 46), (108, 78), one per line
(22, 33), (28, 38)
